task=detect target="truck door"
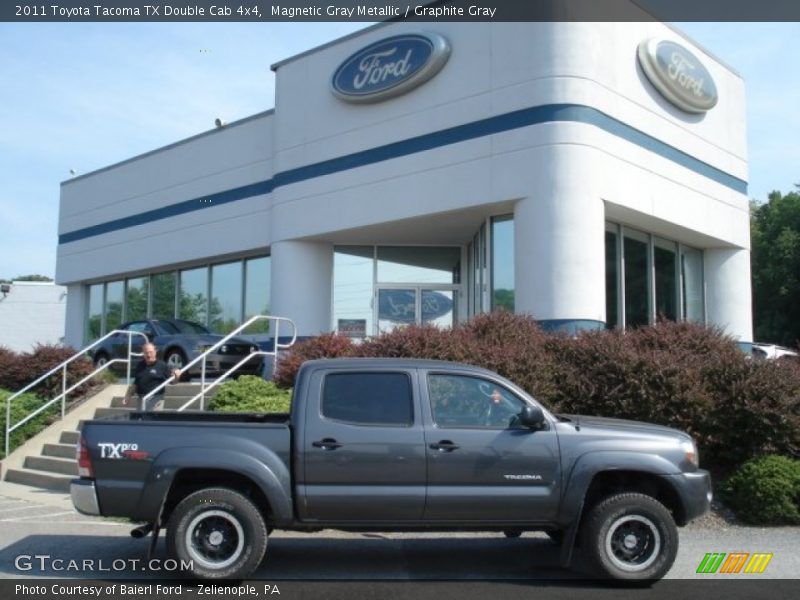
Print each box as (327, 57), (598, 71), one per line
(421, 372), (561, 522)
(299, 369), (427, 522)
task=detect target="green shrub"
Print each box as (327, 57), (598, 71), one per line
(720, 455), (800, 525)
(209, 376), (291, 413)
(0, 389), (60, 458)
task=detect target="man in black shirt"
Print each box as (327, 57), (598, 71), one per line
(123, 343), (182, 410)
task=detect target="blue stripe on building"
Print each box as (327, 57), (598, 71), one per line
(59, 103), (748, 245)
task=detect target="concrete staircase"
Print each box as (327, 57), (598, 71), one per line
(2, 383), (216, 493)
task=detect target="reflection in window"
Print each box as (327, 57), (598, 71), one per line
(428, 374), (523, 429)
(624, 234), (649, 328)
(211, 262), (243, 334)
(151, 272), (176, 319)
(126, 277), (149, 322)
(179, 268), (208, 325)
(654, 240), (677, 321)
(105, 281), (124, 332)
(333, 246), (374, 338)
(491, 216), (514, 311)
(605, 228), (619, 328)
(377, 246), (460, 284)
(244, 257), (271, 334)
(87, 284), (103, 341)
(682, 247), (704, 322)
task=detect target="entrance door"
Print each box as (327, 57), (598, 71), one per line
(376, 287), (457, 334)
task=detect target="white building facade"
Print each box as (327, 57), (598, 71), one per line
(56, 22), (752, 348)
(0, 281), (67, 352)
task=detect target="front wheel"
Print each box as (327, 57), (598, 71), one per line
(580, 493), (678, 581)
(167, 488), (267, 579)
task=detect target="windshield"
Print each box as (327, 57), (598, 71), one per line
(154, 320), (211, 335)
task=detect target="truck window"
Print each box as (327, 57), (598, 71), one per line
(428, 374), (525, 429)
(322, 372), (413, 426)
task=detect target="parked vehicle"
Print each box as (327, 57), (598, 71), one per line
(71, 358), (711, 581)
(91, 318), (263, 379)
(751, 342), (799, 361)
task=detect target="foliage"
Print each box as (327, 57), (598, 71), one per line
(11, 274), (54, 282)
(0, 344), (96, 400)
(209, 376), (291, 413)
(720, 455), (800, 525)
(751, 190), (800, 347)
(274, 313), (800, 470)
(0, 389), (60, 458)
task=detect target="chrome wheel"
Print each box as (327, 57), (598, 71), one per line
(166, 351), (185, 370)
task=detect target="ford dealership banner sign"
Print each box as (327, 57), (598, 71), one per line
(332, 33), (450, 103)
(637, 38), (718, 114)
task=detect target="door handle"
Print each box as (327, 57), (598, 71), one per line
(312, 438), (342, 450)
(429, 440), (459, 452)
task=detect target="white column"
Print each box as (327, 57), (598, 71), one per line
(704, 248), (753, 342)
(513, 148), (606, 326)
(270, 240), (333, 337)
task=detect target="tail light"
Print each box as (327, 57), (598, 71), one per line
(76, 436), (94, 478)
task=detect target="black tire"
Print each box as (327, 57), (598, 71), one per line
(93, 352), (109, 369)
(580, 493), (677, 582)
(166, 488), (268, 580)
(503, 530), (522, 538)
(165, 349), (190, 381)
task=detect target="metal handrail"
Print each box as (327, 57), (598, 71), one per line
(3, 329), (149, 457)
(140, 316), (297, 412)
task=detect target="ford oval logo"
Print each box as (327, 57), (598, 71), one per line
(637, 38), (718, 114)
(332, 33), (450, 103)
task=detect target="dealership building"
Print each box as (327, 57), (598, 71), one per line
(56, 20), (751, 349)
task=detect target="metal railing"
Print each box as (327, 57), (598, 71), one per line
(140, 315), (297, 412)
(3, 330), (149, 458)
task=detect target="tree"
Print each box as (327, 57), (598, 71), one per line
(750, 189), (800, 347)
(13, 274), (53, 282)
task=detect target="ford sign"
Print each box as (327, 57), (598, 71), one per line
(378, 289), (453, 324)
(637, 38), (718, 114)
(332, 33), (450, 103)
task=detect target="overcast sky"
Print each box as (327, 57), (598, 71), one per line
(0, 21), (797, 280)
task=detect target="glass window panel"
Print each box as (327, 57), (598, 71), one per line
(151, 272), (176, 319)
(333, 246), (374, 338)
(125, 277), (149, 322)
(624, 234), (649, 328)
(322, 372), (413, 426)
(491, 216), (514, 311)
(211, 262), (243, 334)
(87, 283), (104, 341)
(377, 246), (460, 284)
(179, 267), (208, 325)
(605, 228), (619, 329)
(428, 374), (525, 429)
(244, 256), (271, 334)
(105, 281), (124, 332)
(377, 288), (416, 334)
(682, 247), (704, 322)
(654, 241), (677, 321)
(422, 289), (455, 329)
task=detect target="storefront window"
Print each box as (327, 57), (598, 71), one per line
(87, 283), (103, 341)
(333, 246), (374, 338)
(105, 281), (124, 332)
(491, 216), (514, 311)
(377, 246), (460, 284)
(682, 247), (704, 322)
(125, 277), (149, 322)
(179, 267), (208, 325)
(624, 232), (649, 328)
(244, 256), (271, 334)
(151, 272), (176, 319)
(211, 262), (243, 334)
(605, 227), (619, 328)
(654, 238), (678, 321)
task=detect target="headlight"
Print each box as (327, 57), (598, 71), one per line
(221, 345), (228, 353)
(680, 439), (699, 467)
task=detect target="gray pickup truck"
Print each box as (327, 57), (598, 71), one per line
(71, 358), (711, 581)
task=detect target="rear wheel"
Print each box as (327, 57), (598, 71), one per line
(580, 493), (678, 581)
(167, 488), (267, 579)
(93, 352), (109, 369)
(165, 349), (190, 381)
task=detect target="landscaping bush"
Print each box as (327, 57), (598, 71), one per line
(719, 455), (800, 525)
(0, 389), (60, 459)
(0, 344), (96, 400)
(273, 333), (355, 388)
(209, 376), (292, 413)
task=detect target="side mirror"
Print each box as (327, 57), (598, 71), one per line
(519, 405), (546, 430)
